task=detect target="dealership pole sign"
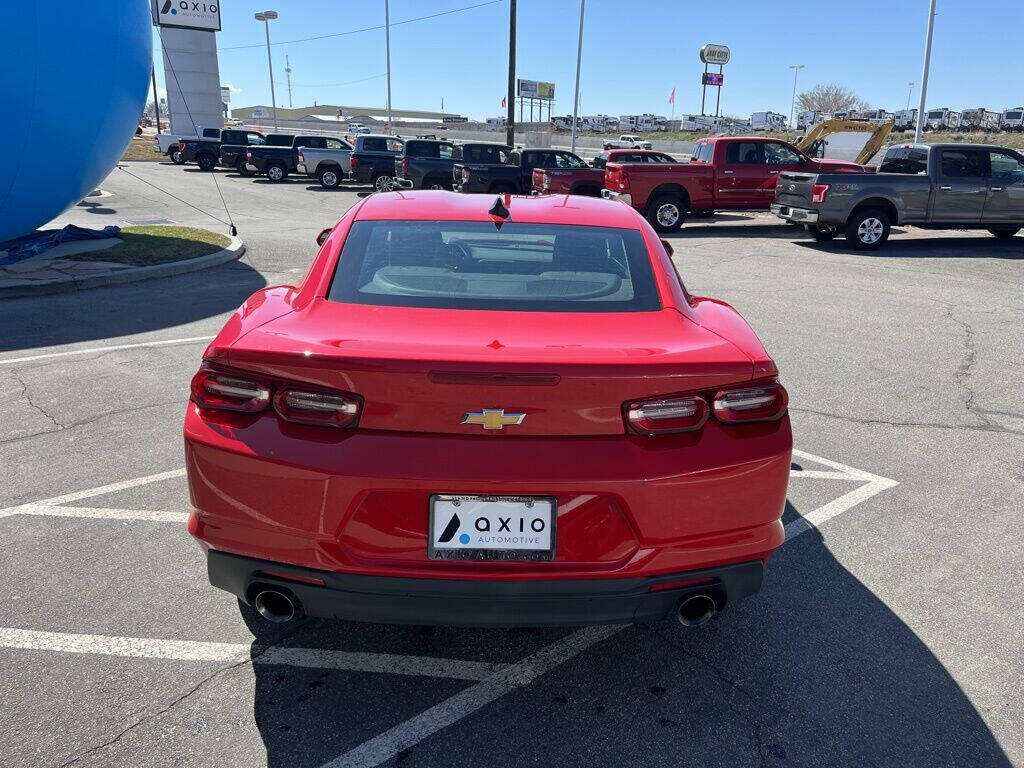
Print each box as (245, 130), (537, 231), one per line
(699, 43), (729, 117)
(152, 0), (222, 31)
(516, 79), (556, 124)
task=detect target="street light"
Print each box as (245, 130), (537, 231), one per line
(915, 0), (938, 142)
(788, 64), (804, 130)
(906, 82), (915, 110)
(570, 0), (585, 155)
(254, 10), (279, 131)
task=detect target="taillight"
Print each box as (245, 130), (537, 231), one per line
(542, 173), (550, 190)
(712, 380), (789, 423)
(402, 157), (410, 175)
(190, 368), (270, 412)
(618, 170), (629, 192)
(625, 395), (709, 434)
(811, 184), (829, 204)
(298, 150), (305, 163)
(350, 156), (360, 170)
(246, 149), (253, 161)
(273, 388), (361, 428)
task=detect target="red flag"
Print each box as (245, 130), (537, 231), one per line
(669, 87), (676, 105)
(501, 96), (506, 108)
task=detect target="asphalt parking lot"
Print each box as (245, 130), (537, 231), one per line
(2, 161), (1022, 768)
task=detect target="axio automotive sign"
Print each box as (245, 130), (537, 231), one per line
(699, 44), (731, 65)
(152, 0), (222, 31)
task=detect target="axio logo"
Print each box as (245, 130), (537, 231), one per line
(437, 513), (462, 544)
(160, 0), (174, 13)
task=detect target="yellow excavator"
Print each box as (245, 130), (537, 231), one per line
(795, 119), (894, 166)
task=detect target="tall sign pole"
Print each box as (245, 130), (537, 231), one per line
(788, 64), (804, 129)
(699, 44), (729, 119)
(570, 0), (585, 155)
(384, 0), (393, 132)
(506, 0), (516, 146)
(151, 65), (162, 133)
(914, 0), (937, 143)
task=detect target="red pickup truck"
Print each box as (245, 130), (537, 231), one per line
(532, 149), (677, 196)
(600, 136), (864, 232)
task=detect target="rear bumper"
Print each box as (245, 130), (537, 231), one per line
(208, 549), (765, 627)
(394, 177), (415, 189)
(771, 203), (819, 224)
(601, 189), (632, 206)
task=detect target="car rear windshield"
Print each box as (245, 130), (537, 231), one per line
(879, 146), (929, 174)
(328, 221), (661, 313)
(454, 145), (514, 165)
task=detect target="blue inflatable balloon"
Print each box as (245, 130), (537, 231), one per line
(0, 1), (152, 242)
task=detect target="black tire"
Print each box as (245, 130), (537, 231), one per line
(570, 185), (602, 197)
(844, 207), (890, 250)
(170, 147), (185, 164)
(422, 176), (448, 190)
(236, 158), (255, 177)
(807, 224), (840, 241)
(318, 166), (342, 189)
(647, 194), (686, 233)
(988, 227), (1020, 239)
(196, 153), (217, 172)
(489, 182), (517, 194)
(266, 162), (288, 182)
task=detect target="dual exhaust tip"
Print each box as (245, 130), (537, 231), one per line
(675, 592), (718, 627)
(253, 589), (299, 623)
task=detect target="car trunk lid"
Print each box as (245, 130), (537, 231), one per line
(775, 171), (817, 208)
(224, 300), (755, 436)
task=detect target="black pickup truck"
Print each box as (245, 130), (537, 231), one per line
(178, 128), (265, 171)
(393, 138), (457, 190)
(349, 134), (405, 190)
(772, 143), (1024, 249)
(220, 133), (293, 176)
(245, 135), (351, 182)
(453, 145), (590, 194)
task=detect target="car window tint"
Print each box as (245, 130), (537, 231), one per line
(325, 138), (345, 149)
(408, 141), (440, 159)
(649, 153), (675, 163)
(328, 221), (661, 313)
(879, 146), (929, 174)
(387, 138), (405, 152)
(989, 151), (1024, 183)
(726, 142), (764, 164)
(304, 137), (326, 149)
(439, 143), (454, 160)
(940, 149), (989, 178)
(764, 143), (803, 165)
(362, 137), (386, 152)
(247, 134), (265, 145)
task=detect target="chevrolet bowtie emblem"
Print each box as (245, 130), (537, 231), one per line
(461, 409), (526, 430)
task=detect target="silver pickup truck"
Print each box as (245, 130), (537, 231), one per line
(772, 142), (1024, 249)
(295, 139), (355, 189)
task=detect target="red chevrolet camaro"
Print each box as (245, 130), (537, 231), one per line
(184, 191), (792, 628)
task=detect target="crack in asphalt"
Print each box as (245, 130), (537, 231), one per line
(945, 306), (988, 428)
(10, 370), (66, 431)
(55, 619), (314, 768)
(0, 396), (184, 447)
(790, 407), (1024, 439)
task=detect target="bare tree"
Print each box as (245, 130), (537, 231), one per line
(797, 84), (869, 114)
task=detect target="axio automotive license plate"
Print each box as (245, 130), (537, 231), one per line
(429, 495), (556, 561)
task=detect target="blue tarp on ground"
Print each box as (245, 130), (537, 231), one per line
(0, 225), (122, 266)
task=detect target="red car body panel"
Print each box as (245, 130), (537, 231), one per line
(185, 191), (792, 624)
(604, 136), (864, 215)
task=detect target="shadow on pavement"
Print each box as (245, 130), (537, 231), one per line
(666, 223), (800, 240)
(0, 260), (266, 352)
(795, 235), (1024, 259)
(243, 501), (1011, 767)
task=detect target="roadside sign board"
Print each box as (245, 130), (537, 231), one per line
(517, 79), (556, 100)
(702, 72), (724, 86)
(699, 44), (730, 65)
(152, 0), (222, 31)
(220, 87), (230, 104)
(251, 107), (269, 119)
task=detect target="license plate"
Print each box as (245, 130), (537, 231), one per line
(429, 495), (556, 561)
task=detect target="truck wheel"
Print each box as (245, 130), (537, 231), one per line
(318, 167), (342, 189)
(373, 173), (395, 191)
(266, 162), (287, 182)
(196, 153), (216, 172)
(647, 195), (685, 233)
(988, 227), (1020, 239)
(170, 146), (184, 164)
(423, 176), (448, 190)
(845, 208), (890, 250)
(807, 224), (839, 241)
(236, 159), (255, 177)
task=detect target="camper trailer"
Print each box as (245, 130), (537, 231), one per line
(959, 108), (1002, 132)
(1001, 107), (1024, 131)
(893, 109), (918, 131)
(797, 111), (831, 131)
(750, 111), (788, 131)
(925, 108), (961, 131)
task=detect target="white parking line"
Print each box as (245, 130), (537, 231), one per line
(0, 336), (213, 366)
(0, 505), (189, 523)
(0, 628), (503, 681)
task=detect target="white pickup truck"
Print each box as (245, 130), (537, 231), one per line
(602, 134), (653, 150)
(295, 140), (355, 189)
(153, 133), (184, 164)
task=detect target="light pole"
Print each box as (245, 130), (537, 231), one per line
(384, 0), (392, 132)
(788, 64), (804, 129)
(570, 0), (585, 155)
(906, 82), (915, 110)
(915, 0), (937, 142)
(254, 11), (279, 131)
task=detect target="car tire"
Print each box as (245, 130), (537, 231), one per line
(318, 167), (342, 189)
(490, 183), (517, 195)
(988, 227), (1020, 239)
(807, 224), (840, 241)
(266, 162), (287, 182)
(423, 177), (448, 190)
(647, 195), (686, 233)
(844, 207), (890, 250)
(373, 173), (395, 192)
(196, 153), (217, 172)
(170, 147), (185, 164)
(236, 159), (255, 177)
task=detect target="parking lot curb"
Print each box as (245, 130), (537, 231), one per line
(0, 235), (245, 299)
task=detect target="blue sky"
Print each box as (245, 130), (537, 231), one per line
(154, 0), (1024, 120)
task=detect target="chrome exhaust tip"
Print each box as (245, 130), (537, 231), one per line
(253, 589), (297, 623)
(676, 593), (717, 627)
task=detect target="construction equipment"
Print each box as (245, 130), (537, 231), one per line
(795, 119), (895, 166)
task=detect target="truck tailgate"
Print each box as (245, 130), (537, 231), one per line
(775, 172), (817, 208)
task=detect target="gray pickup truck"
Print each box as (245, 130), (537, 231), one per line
(295, 140), (355, 188)
(772, 143), (1024, 249)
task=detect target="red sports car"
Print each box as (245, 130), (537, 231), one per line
(184, 191), (791, 627)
